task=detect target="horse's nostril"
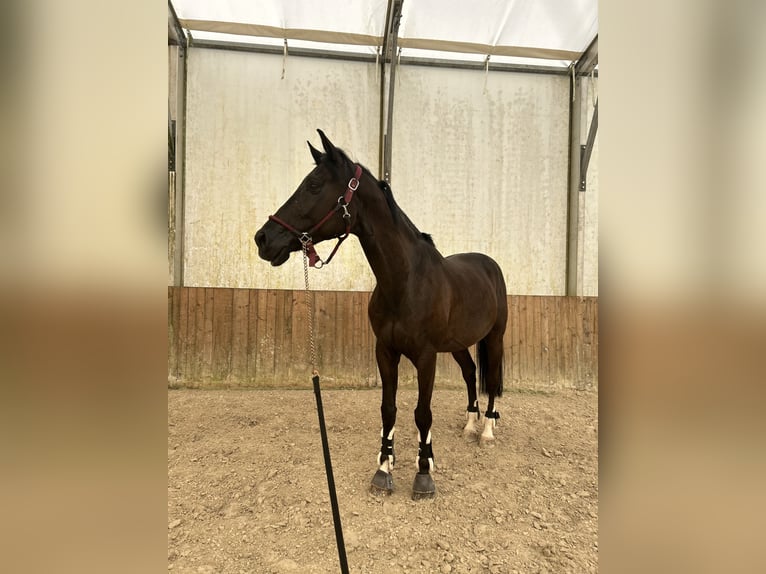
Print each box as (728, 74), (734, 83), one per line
(255, 230), (265, 248)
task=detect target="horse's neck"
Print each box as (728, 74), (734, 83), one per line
(355, 185), (436, 298)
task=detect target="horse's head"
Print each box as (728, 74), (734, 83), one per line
(254, 129), (360, 267)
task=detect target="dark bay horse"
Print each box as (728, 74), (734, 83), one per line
(255, 130), (507, 498)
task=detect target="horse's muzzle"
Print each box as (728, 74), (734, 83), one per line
(254, 223), (293, 266)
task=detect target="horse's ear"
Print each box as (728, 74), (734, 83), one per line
(317, 129), (338, 162)
(307, 140), (323, 165)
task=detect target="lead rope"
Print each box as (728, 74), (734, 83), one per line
(302, 243), (318, 373)
(302, 245), (349, 574)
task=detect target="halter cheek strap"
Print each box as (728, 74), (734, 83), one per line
(269, 165), (362, 268)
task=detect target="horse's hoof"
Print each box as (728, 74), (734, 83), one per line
(411, 472), (436, 500)
(370, 470), (394, 495)
(463, 428), (478, 442)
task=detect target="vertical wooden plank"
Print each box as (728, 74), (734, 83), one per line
(338, 291), (349, 383)
(559, 297), (571, 387)
(333, 291), (344, 380)
(282, 289), (295, 384)
(531, 296), (543, 388)
(172, 287), (184, 382)
(246, 289), (259, 384)
(509, 296), (520, 388)
(328, 291), (341, 379)
(517, 295), (527, 385)
(273, 289), (286, 383)
(576, 296), (586, 387)
(525, 296), (536, 386)
(592, 298), (599, 383)
(254, 290), (272, 386)
(331, 289), (341, 379)
(199, 288), (215, 382)
(560, 296), (569, 385)
(587, 297), (597, 384)
(336, 290), (347, 381)
(168, 287), (180, 381)
(501, 295), (510, 387)
(570, 296), (580, 387)
(528, 296), (538, 385)
(581, 297), (593, 383)
(211, 288), (233, 382)
(180, 288), (193, 382)
(540, 296), (551, 387)
(343, 291), (355, 381)
(271, 289), (286, 385)
(564, 296), (572, 385)
(515, 296), (526, 385)
(333, 290), (345, 381)
(182, 287), (193, 382)
(167, 288), (173, 379)
(556, 296), (566, 384)
(230, 289), (250, 384)
(188, 288), (202, 383)
(554, 296), (563, 386)
(547, 296), (559, 387)
(268, 289), (280, 384)
(184, 287), (198, 382)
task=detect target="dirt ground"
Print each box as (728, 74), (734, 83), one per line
(168, 387), (598, 573)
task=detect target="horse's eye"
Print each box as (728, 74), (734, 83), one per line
(308, 180), (322, 194)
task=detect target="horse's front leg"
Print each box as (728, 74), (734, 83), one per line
(370, 342), (400, 495)
(412, 351), (437, 500)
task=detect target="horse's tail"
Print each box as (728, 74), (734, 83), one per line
(478, 338), (504, 397)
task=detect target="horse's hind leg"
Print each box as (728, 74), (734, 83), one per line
(452, 349), (481, 437)
(479, 327), (505, 447)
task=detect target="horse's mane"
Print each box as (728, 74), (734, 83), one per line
(333, 148), (435, 247)
(377, 180), (435, 247)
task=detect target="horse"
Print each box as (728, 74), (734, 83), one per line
(254, 130), (507, 499)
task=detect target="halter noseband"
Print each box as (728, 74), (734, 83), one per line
(268, 165), (362, 268)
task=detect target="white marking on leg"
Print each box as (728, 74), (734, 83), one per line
(377, 427), (395, 473)
(415, 430), (434, 471)
(463, 401), (480, 435)
(481, 410), (497, 442)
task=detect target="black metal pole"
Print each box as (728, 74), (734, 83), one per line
(312, 374), (349, 574)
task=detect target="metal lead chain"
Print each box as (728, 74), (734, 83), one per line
(302, 245), (318, 375)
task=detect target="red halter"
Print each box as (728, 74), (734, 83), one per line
(268, 165), (362, 268)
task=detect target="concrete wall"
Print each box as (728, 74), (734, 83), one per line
(182, 47), (597, 295)
(392, 65), (571, 294)
(183, 48), (379, 291)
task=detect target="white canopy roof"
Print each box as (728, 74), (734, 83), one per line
(170, 0), (598, 68)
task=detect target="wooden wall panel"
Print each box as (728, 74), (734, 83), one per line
(168, 288), (598, 391)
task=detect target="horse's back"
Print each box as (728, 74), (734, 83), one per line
(444, 252), (507, 300)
